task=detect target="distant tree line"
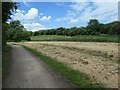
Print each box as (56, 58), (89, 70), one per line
(33, 19), (120, 36)
(6, 19), (120, 42)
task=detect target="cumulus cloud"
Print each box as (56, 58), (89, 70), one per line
(12, 8), (39, 21)
(23, 23), (46, 31)
(25, 8), (38, 20)
(56, 2), (118, 24)
(12, 7), (52, 22)
(11, 7), (52, 31)
(40, 16), (52, 21)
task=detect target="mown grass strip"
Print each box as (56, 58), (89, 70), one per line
(23, 45), (105, 89)
(2, 45), (11, 78)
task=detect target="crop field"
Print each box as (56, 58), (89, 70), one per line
(19, 41), (119, 88)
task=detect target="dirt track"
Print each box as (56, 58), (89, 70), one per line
(3, 45), (73, 88)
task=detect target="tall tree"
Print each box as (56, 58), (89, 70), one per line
(2, 2), (18, 23)
(2, 2), (19, 47)
(87, 19), (100, 35)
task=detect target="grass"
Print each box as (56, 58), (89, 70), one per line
(23, 45), (105, 89)
(31, 34), (119, 43)
(31, 35), (72, 41)
(2, 45), (11, 79)
(73, 34), (118, 42)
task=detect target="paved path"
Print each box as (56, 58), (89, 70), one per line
(3, 45), (73, 88)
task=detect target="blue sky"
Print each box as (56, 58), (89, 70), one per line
(9, 1), (118, 31)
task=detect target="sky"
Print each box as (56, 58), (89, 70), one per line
(8, 0), (119, 31)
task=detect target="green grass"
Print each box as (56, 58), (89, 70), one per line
(73, 34), (118, 42)
(23, 45), (105, 89)
(31, 34), (119, 42)
(2, 45), (11, 78)
(31, 35), (72, 41)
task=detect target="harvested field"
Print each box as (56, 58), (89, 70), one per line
(19, 41), (119, 88)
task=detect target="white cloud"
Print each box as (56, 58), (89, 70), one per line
(56, 17), (69, 22)
(40, 16), (52, 21)
(80, 2), (118, 22)
(23, 23), (46, 31)
(12, 8), (52, 22)
(56, 2), (118, 24)
(70, 2), (89, 11)
(12, 8), (39, 21)
(69, 19), (79, 24)
(25, 8), (38, 20)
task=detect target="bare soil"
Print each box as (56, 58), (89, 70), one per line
(19, 41), (119, 88)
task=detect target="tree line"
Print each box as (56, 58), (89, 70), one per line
(33, 19), (120, 36)
(6, 19), (120, 42)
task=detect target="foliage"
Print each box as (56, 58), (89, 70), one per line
(33, 20), (120, 36)
(2, 2), (19, 23)
(6, 20), (31, 42)
(87, 19), (100, 33)
(2, 2), (19, 50)
(9, 20), (24, 31)
(109, 21), (120, 35)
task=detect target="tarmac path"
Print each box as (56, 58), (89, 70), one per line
(3, 45), (73, 88)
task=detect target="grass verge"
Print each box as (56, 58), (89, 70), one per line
(23, 45), (105, 89)
(2, 45), (11, 79)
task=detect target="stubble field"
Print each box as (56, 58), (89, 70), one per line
(19, 41), (119, 88)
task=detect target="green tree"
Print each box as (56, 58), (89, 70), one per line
(9, 20), (24, 31)
(77, 27), (87, 35)
(56, 27), (65, 35)
(2, 2), (19, 23)
(21, 31), (31, 41)
(6, 27), (16, 41)
(6, 20), (30, 42)
(13, 31), (22, 42)
(109, 21), (120, 35)
(68, 27), (77, 36)
(2, 2), (19, 48)
(87, 19), (100, 35)
(34, 31), (39, 36)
